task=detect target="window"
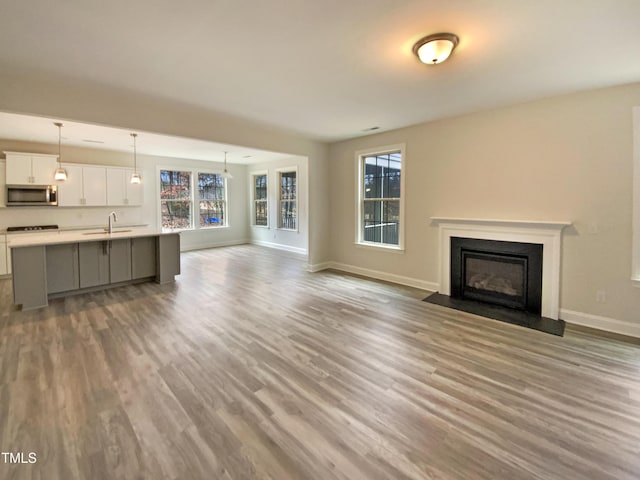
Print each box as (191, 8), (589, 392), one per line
(253, 174), (268, 226)
(159, 168), (227, 230)
(198, 173), (226, 227)
(160, 170), (192, 229)
(279, 170), (297, 230)
(357, 145), (405, 249)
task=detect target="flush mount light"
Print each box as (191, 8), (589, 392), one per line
(53, 122), (67, 181)
(413, 32), (459, 65)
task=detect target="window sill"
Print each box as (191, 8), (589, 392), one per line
(632, 277), (640, 288)
(161, 225), (229, 233)
(252, 225), (270, 229)
(277, 228), (298, 233)
(355, 241), (405, 254)
(199, 225), (229, 230)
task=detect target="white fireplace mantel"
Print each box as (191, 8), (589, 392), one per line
(431, 217), (572, 320)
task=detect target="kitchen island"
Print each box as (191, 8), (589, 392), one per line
(9, 228), (180, 310)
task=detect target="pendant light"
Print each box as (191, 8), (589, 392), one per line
(53, 122), (67, 181)
(221, 151), (233, 179)
(130, 133), (141, 184)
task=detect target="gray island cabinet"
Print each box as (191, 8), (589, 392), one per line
(10, 231), (180, 310)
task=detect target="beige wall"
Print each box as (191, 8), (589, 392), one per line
(328, 82), (640, 328)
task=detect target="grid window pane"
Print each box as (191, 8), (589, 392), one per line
(199, 200), (225, 227)
(360, 151), (401, 246)
(161, 200), (191, 229)
(279, 171), (297, 229)
(160, 170), (190, 200)
(198, 173), (225, 200)
(280, 200), (297, 230)
(198, 173), (225, 227)
(254, 174), (268, 226)
(255, 175), (267, 200)
(255, 201), (268, 226)
(280, 172), (296, 200)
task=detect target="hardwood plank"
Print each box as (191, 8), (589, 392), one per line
(1, 244), (640, 479)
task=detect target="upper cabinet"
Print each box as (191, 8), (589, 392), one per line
(5, 152), (58, 185)
(106, 168), (143, 206)
(3, 152), (144, 208)
(58, 165), (107, 206)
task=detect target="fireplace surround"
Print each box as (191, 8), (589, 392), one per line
(432, 218), (571, 320)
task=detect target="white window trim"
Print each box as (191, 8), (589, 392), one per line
(355, 143), (406, 251)
(198, 169), (229, 230)
(632, 107), (640, 287)
(157, 165), (229, 232)
(275, 166), (299, 232)
(250, 169), (269, 229)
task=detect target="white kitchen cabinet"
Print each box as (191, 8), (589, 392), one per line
(83, 166), (107, 205)
(106, 168), (143, 206)
(5, 152), (58, 185)
(58, 164), (107, 206)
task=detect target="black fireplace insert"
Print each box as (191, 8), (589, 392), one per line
(451, 237), (543, 314)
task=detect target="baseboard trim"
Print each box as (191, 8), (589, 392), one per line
(250, 240), (307, 256)
(327, 261), (438, 292)
(307, 262), (331, 272)
(560, 309), (640, 339)
(181, 239), (249, 252)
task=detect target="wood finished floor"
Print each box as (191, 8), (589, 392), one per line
(1, 244), (640, 480)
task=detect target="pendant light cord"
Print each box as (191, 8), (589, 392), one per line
(54, 122), (63, 166)
(131, 133), (138, 173)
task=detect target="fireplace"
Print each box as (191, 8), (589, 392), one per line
(450, 237), (543, 314)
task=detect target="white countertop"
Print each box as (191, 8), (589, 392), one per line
(7, 228), (178, 248)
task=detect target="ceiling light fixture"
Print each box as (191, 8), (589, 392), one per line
(130, 133), (141, 184)
(412, 32), (459, 65)
(221, 151), (233, 179)
(53, 122), (67, 181)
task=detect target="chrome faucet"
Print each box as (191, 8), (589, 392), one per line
(108, 211), (117, 234)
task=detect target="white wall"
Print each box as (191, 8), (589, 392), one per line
(328, 82), (640, 335)
(247, 155), (309, 255)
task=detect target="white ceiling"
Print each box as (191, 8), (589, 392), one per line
(0, 0), (639, 143)
(0, 112), (291, 164)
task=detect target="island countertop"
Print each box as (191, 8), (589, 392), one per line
(10, 229), (181, 310)
(7, 228), (178, 248)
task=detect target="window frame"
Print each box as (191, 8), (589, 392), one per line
(632, 107), (640, 287)
(276, 166), (298, 232)
(197, 171), (228, 230)
(158, 166), (229, 232)
(159, 168), (194, 231)
(355, 144), (406, 252)
(251, 170), (269, 228)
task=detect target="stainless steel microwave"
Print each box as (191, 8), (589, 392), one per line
(6, 185), (58, 206)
